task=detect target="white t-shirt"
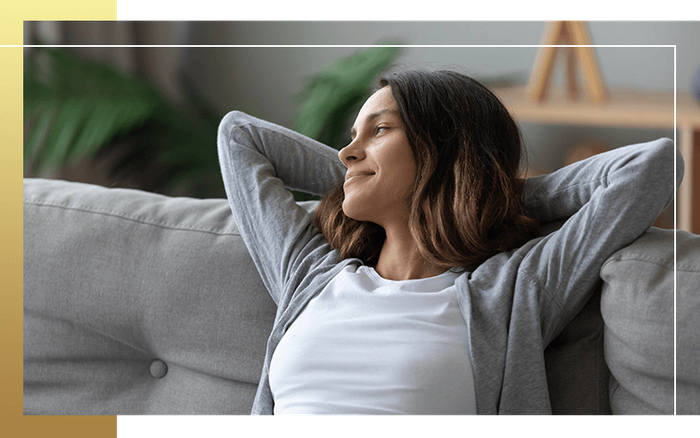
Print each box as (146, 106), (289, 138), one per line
(269, 264), (477, 414)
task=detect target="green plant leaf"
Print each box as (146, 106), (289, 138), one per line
(24, 47), (163, 175)
(24, 47), (224, 197)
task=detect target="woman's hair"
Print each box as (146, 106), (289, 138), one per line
(315, 69), (540, 270)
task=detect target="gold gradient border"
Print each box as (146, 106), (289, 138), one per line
(1, 2), (117, 437)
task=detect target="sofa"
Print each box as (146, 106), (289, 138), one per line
(23, 177), (700, 415)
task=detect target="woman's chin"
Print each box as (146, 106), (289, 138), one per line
(341, 201), (367, 222)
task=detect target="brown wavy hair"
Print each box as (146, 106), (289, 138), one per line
(315, 69), (539, 270)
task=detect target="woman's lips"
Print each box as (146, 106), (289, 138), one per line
(344, 171), (374, 184)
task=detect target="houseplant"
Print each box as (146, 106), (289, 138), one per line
(24, 45), (400, 199)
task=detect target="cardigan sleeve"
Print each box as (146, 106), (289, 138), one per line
(217, 111), (346, 305)
(519, 138), (683, 342)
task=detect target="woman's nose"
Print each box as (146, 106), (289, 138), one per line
(338, 140), (363, 167)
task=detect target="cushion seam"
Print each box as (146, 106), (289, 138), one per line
(24, 199), (240, 237)
(602, 255), (696, 273)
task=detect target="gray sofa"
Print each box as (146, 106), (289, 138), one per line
(23, 178), (700, 415)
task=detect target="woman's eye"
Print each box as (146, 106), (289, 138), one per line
(376, 126), (387, 134)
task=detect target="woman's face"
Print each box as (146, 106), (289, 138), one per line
(338, 86), (417, 229)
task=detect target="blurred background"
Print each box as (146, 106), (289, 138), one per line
(23, 21), (700, 228)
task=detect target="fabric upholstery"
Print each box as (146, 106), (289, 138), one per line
(24, 178), (276, 414)
(601, 227), (700, 415)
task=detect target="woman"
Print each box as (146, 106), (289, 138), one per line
(217, 69), (681, 414)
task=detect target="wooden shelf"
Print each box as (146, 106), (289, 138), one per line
(493, 86), (700, 233)
(494, 86), (699, 130)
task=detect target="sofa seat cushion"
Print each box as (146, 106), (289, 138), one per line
(23, 178), (277, 414)
(600, 227), (700, 415)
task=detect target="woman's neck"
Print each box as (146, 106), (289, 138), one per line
(374, 225), (447, 281)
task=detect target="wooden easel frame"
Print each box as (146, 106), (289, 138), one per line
(526, 21), (608, 103)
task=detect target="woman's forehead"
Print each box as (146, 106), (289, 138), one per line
(361, 86), (394, 111)
(350, 88), (401, 138)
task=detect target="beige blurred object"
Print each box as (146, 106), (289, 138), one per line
(526, 21), (608, 104)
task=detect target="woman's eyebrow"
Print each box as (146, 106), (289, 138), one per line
(350, 109), (400, 138)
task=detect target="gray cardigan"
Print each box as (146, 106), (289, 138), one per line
(217, 110), (681, 414)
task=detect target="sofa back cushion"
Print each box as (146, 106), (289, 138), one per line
(24, 178), (277, 414)
(601, 227), (700, 415)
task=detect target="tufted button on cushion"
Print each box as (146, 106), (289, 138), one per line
(149, 360), (168, 379)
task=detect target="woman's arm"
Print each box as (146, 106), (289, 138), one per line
(217, 111), (346, 304)
(519, 138), (683, 342)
